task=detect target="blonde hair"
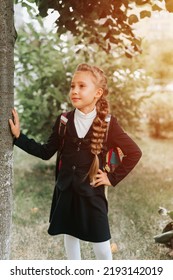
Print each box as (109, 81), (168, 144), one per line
(76, 63), (109, 182)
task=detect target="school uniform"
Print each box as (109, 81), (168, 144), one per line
(14, 109), (142, 242)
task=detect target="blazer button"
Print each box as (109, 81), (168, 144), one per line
(72, 165), (76, 170)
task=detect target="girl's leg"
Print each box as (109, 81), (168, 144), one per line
(92, 240), (112, 260)
(64, 234), (81, 260)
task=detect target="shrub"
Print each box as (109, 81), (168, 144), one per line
(147, 94), (173, 138)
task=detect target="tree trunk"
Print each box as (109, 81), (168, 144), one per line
(0, 0), (15, 259)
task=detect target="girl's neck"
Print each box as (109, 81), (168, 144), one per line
(76, 107), (96, 116)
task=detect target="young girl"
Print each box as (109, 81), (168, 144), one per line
(9, 63), (142, 260)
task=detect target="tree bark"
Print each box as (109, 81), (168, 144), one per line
(0, 0), (15, 259)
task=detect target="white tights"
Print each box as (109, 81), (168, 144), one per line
(64, 234), (112, 260)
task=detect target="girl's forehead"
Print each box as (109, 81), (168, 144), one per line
(72, 71), (95, 83)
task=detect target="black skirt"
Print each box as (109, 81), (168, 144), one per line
(48, 187), (111, 243)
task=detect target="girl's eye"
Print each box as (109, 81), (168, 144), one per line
(70, 84), (86, 89)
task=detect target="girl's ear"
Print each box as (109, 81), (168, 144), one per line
(96, 88), (103, 99)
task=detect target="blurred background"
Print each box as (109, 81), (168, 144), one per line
(11, 1), (173, 260)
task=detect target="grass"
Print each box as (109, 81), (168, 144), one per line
(10, 136), (173, 260)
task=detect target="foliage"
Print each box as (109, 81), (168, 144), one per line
(140, 39), (173, 86)
(15, 20), (80, 141)
(147, 94), (173, 138)
(15, 0), (170, 57)
(107, 58), (149, 131)
(15, 15), (152, 141)
(13, 1), (173, 141)
(165, 0), (173, 12)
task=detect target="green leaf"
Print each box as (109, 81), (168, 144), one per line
(38, 0), (49, 17)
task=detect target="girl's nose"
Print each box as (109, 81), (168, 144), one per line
(71, 86), (79, 95)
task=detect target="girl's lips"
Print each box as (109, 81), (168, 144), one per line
(72, 98), (81, 102)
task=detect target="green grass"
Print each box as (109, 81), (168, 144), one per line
(10, 136), (173, 259)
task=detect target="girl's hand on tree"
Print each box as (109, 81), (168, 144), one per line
(9, 108), (20, 138)
(90, 169), (112, 187)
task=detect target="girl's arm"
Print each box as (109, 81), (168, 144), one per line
(106, 116), (142, 187)
(9, 109), (61, 160)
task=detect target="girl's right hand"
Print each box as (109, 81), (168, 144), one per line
(9, 108), (20, 138)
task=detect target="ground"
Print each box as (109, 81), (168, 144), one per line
(10, 135), (173, 259)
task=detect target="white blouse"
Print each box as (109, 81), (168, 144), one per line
(74, 108), (96, 138)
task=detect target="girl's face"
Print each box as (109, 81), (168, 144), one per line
(69, 71), (102, 114)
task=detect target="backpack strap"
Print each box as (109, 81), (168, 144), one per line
(58, 113), (69, 155)
(55, 112), (69, 178)
(102, 114), (111, 172)
(58, 112), (69, 137)
(105, 114), (111, 142)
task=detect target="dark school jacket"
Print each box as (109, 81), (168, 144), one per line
(14, 110), (142, 197)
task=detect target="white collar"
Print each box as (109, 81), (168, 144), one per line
(75, 108), (96, 119)
(74, 108), (96, 138)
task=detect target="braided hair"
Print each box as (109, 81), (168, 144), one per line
(76, 63), (110, 182)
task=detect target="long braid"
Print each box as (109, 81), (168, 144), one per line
(76, 64), (109, 182)
(89, 95), (109, 181)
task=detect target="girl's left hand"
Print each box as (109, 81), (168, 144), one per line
(90, 169), (112, 187)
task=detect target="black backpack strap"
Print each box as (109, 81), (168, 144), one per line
(55, 112), (69, 180)
(102, 114), (111, 171)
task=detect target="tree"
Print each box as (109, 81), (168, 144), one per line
(22, 0), (171, 57)
(0, 0), (16, 259)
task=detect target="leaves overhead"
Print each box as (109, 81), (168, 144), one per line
(165, 0), (173, 12)
(18, 0), (169, 57)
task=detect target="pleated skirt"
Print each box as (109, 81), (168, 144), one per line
(48, 187), (111, 242)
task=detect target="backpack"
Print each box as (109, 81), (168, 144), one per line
(56, 112), (122, 175)
(104, 147), (123, 172)
(103, 114), (123, 172)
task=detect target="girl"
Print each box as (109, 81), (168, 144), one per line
(9, 63), (142, 260)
